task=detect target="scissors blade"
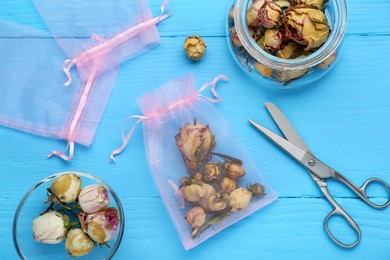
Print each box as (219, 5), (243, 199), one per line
(249, 119), (333, 179)
(265, 102), (311, 155)
(248, 119), (306, 161)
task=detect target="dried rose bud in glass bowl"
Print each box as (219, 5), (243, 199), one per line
(13, 172), (124, 259)
(227, 0), (347, 90)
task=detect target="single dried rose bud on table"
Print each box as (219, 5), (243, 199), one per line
(32, 211), (69, 244)
(184, 35), (207, 61)
(65, 228), (95, 258)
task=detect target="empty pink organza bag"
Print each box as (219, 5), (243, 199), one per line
(0, 1), (169, 160)
(110, 74), (278, 249)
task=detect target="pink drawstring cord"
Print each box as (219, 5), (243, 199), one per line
(50, 1), (170, 161)
(48, 140), (75, 161)
(109, 75), (228, 162)
(48, 60), (100, 161)
(63, 0), (170, 87)
(109, 115), (148, 162)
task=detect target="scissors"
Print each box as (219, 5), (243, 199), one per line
(249, 102), (390, 248)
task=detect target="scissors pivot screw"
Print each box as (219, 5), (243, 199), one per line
(308, 159), (315, 166)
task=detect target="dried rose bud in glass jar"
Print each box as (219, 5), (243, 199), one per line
(226, 0), (347, 90)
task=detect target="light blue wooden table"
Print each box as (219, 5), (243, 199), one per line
(1, 0), (390, 259)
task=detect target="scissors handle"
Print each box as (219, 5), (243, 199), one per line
(332, 171), (390, 209)
(315, 176), (361, 248)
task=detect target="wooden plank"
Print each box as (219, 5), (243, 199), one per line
(0, 0), (389, 36)
(3, 197), (390, 259)
(1, 35), (390, 199)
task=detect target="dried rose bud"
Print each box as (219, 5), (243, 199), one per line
(184, 35), (207, 61)
(32, 211), (69, 244)
(247, 0), (282, 28)
(225, 162), (246, 180)
(290, 0), (324, 10)
(203, 163), (222, 183)
(221, 178), (237, 194)
(185, 206), (206, 229)
(78, 184), (110, 214)
(263, 28), (283, 54)
(277, 41), (303, 59)
(228, 6), (235, 20)
(192, 172), (203, 182)
(182, 183), (215, 203)
(284, 6), (330, 51)
(254, 62), (274, 78)
(65, 228), (94, 258)
(317, 50), (337, 69)
(179, 177), (191, 186)
(248, 183), (265, 196)
(175, 119), (216, 172)
(229, 188), (253, 212)
(50, 173), (82, 203)
(79, 207), (119, 244)
(230, 26), (243, 47)
(277, 67), (309, 82)
(207, 193), (228, 212)
(275, 0), (291, 9)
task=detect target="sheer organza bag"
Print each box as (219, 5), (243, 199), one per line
(0, 1), (168, 160)
(110, 74), (278, 249)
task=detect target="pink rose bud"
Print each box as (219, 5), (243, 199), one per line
(78, 208), (119, 244)
(78, 184), (110, 214)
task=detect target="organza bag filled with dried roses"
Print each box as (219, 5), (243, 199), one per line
(110, 74), (278, 250)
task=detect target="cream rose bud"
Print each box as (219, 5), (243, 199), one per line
(78, 184), (110, 214)
(79, 208), (119, 244)
(225, 162), (246, 180)
(229, 188), (253, 212)
(185, 206), (206, 229)
(65, 228), (94, 258)
(50, 173), (82, 203)
(182, 183), (215, 203)
(263, 28), (283, 54)
(32, 211), (69, 244)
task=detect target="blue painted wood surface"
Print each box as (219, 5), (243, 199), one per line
(1, 0), (390, 259)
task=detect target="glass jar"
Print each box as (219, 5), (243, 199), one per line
(227, 0), (347, 90)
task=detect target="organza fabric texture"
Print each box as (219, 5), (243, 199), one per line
(0, 1), (166, 160)
(125, 74), (278, 249)
(0, 21), (113, 146)
(32, 0), (162, 84)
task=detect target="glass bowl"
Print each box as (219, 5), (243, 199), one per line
(227, 0), (348, 90)
(13, 171), (124, 260)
